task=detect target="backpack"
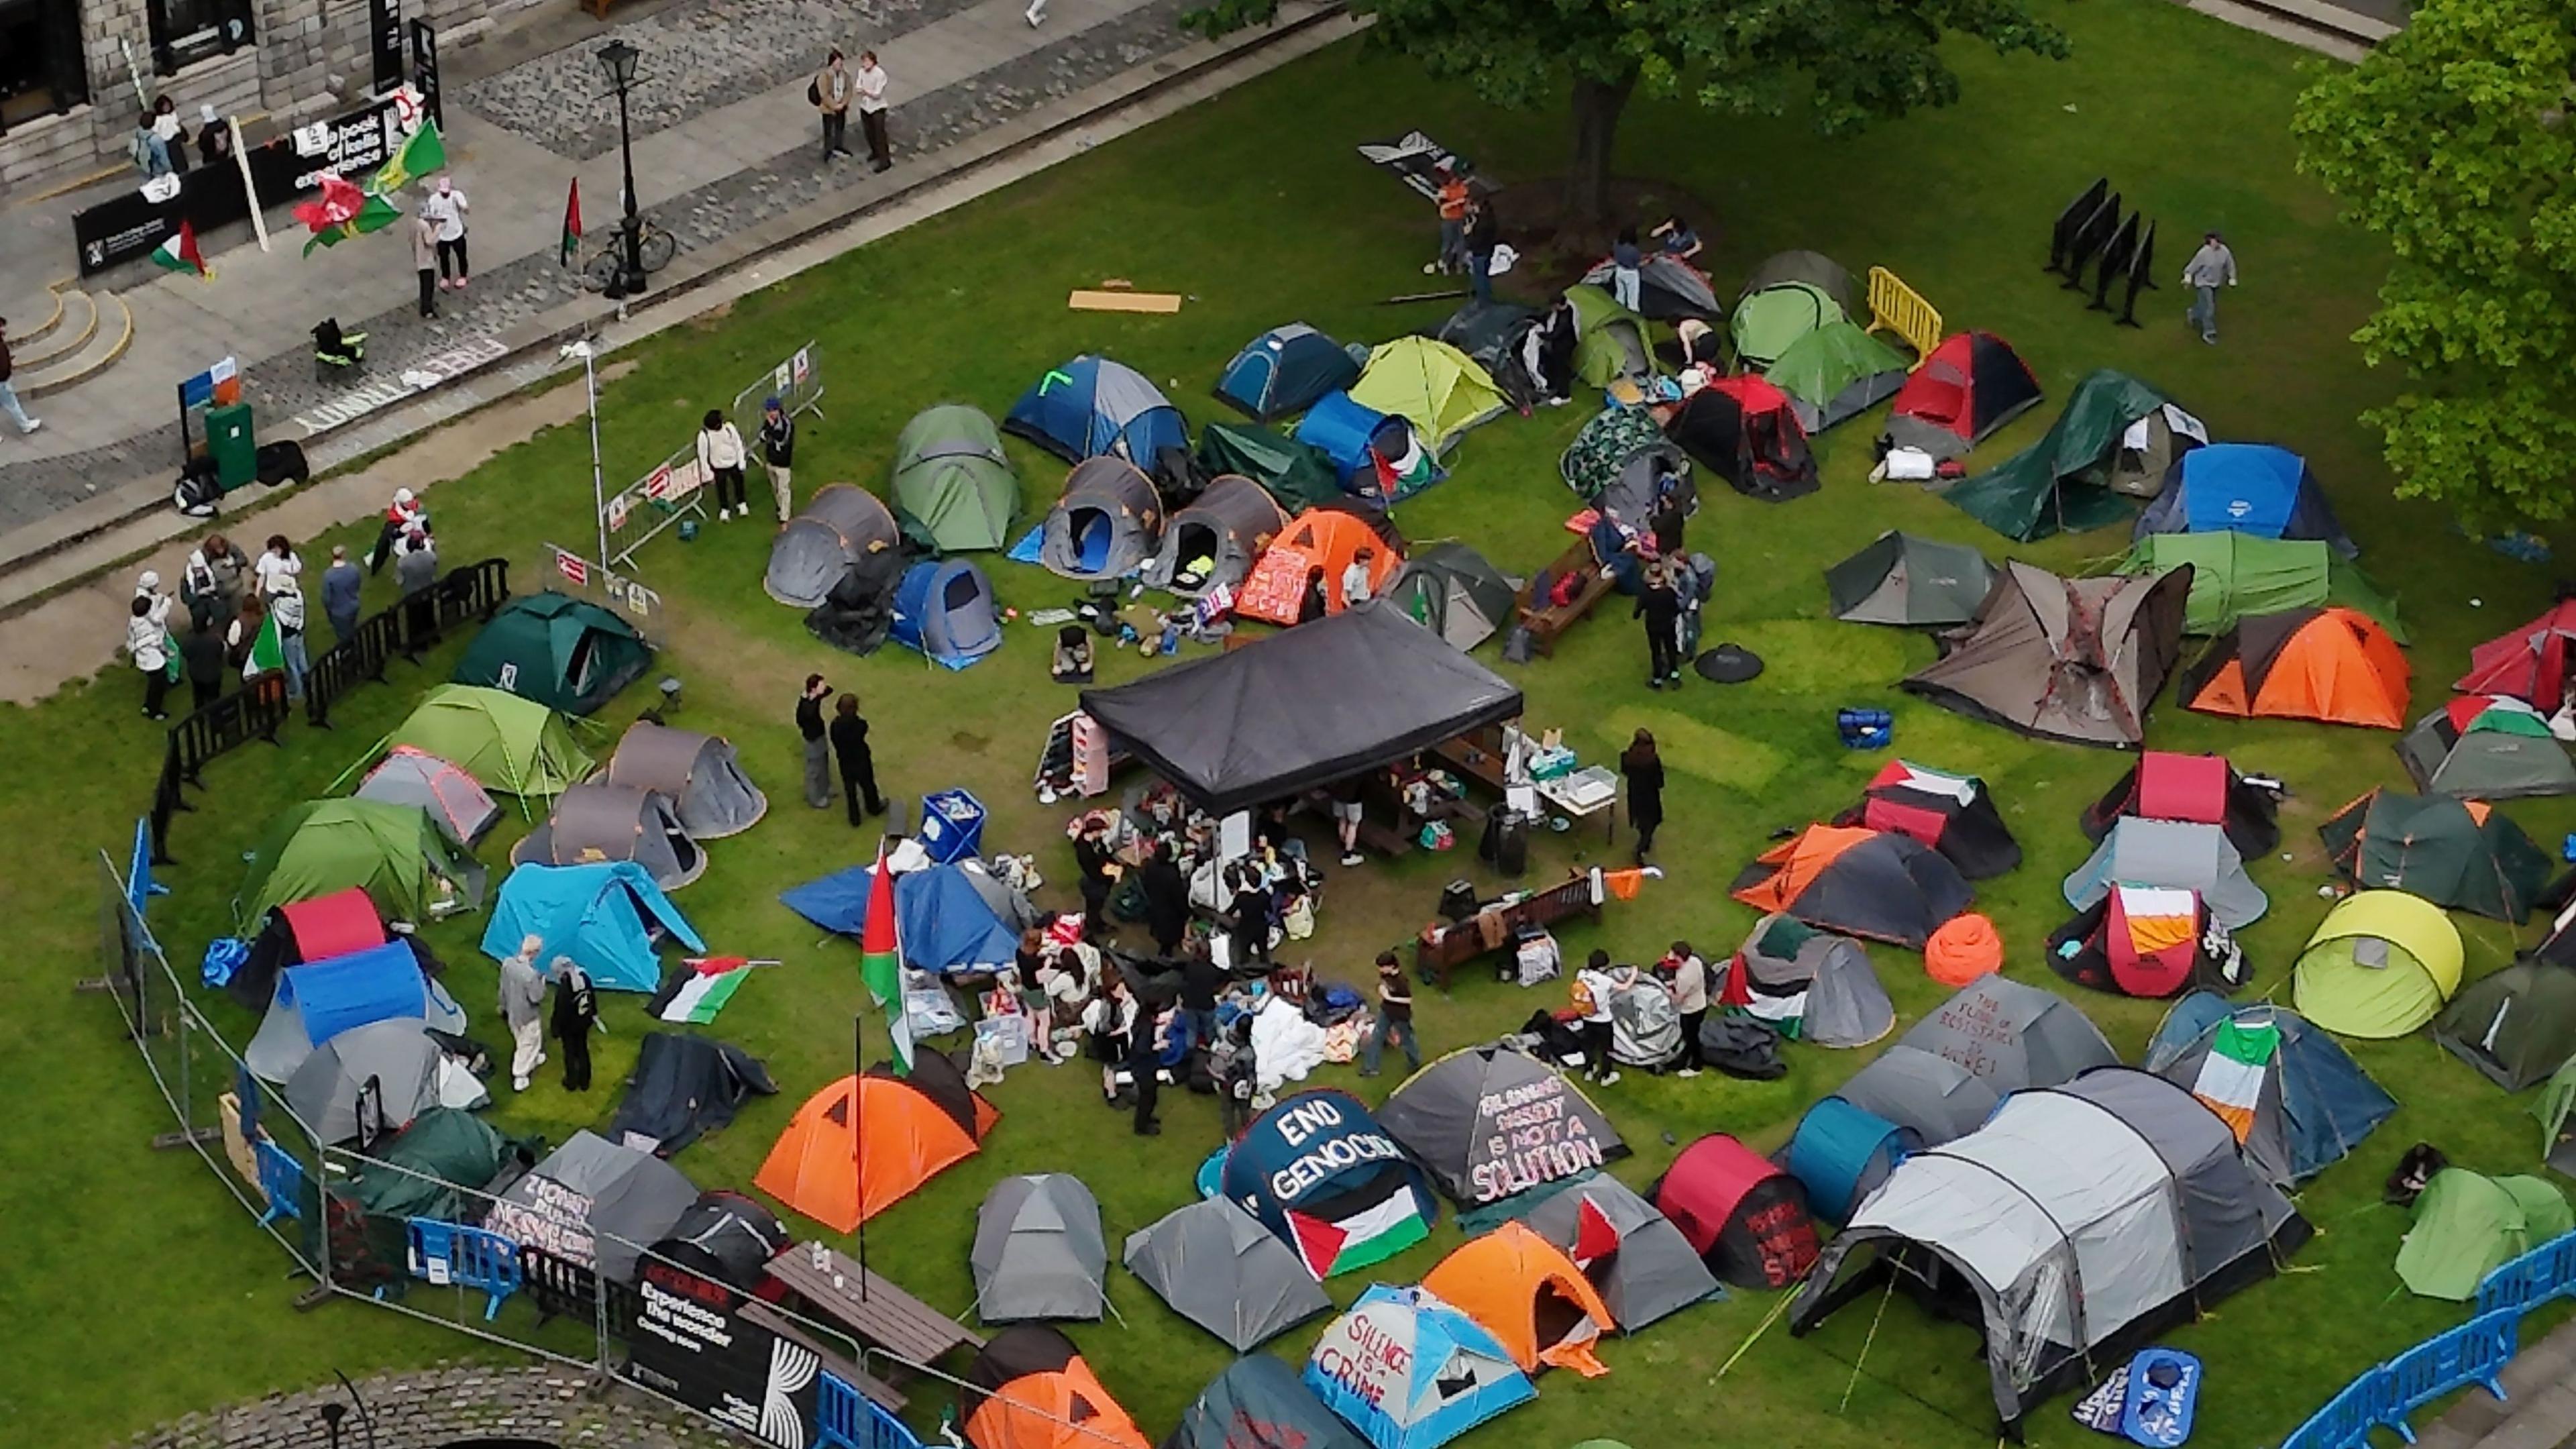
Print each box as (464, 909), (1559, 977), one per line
(806, 79), (822, 106)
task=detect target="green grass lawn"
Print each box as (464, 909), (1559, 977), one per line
(5, 3), (2564, 1445)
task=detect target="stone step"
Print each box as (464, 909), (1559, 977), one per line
(7, 284), (71, 347)
(20, 290), (133, 400)
(13, 286), (97, 370)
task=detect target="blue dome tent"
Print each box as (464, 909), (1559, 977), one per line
(780, 861), (1018, 977)
(2143, 992), (2396, 1186)
(890, 559), (1000, 669)
(480, 860), (704, 992)
(1304, 1286), (1534, 1449)
(1222, 1088), (1438, 1279)
(1218, 324), (1360, 423)
(2135, 443), (2356, 557)
(1784, 1095), (1916, 1222)
(1005, 355), (1189, 465)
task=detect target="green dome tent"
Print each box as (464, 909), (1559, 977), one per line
(1731, 282), (1842, 370)
(892, 405), (1018, 553)
(1945, 370), (2181, 541)
(2437, 961), (2576, 1091)
(2321, 790), (2552, 923)
(1765, 320), (1909, 431)
(452, 592), (653, 716)
(2293, 890), (2464, 1039)
(2116, 533), (2406, 639)
(1562, 284), (1655, 386)
(1196, 420), (1342, 514)
(387, 684), (594, 798)
(238, 798), (486, 928)
(2397, 1169), (2571, 1301)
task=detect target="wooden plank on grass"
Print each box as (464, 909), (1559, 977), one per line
(1069, 290), (1183, 313)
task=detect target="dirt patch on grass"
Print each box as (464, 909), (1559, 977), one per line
(1489, 177), (1721, 298)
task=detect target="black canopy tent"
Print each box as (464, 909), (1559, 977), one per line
(1079, 602), (1523, 814)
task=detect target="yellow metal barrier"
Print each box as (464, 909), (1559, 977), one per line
(1866, 266), (1943, 368)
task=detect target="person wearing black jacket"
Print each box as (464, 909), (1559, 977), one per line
(1073, 816), (1118, 940)
(1463, 199), (1500, 305)
(759, 397), (797, 525)
(1178, 945), (1222, 1048)
(1140, 843), (1189, 956)
(550, 963), (598, 1091)
(1634, 557), (1683, 690)
(180, 614), (226, 709)
(830, 692), (884, 822)
(796, 674), (833, 809)
(1621, 729), (1665, 864)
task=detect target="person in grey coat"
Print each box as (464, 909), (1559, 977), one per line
(498, 933), (549, 1090)
(796, 674), (834, 809)
(395, 527), (439, 643)
(321, 544), (363, 642)
(2182, 231), (2239, 345)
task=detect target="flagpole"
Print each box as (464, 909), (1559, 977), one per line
(853, 1010), (868, 1302)
(228, 117), (270, 253)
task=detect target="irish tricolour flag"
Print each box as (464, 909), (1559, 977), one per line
(862, 843), (912, 1075)
(2190, 1016), (2279, 1142)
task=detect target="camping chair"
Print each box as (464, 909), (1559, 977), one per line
(313, 318), (368, 384)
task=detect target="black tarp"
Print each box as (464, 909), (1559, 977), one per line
(1079, 602), (1522, 814)
(606, 1031), (780, 1157)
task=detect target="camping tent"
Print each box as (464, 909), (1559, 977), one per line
(2294, 890), (2466, 1038)
(1222, 1088), (1439, 1278)
(1558, 405), (1667, 500)
(1663, 377), (1817, 502)
(1303, 1287), (1534, 1449)
(2457, 597), (2576, 706)
(1124, 1196), (1334, 1351)
(1081, 604), (1519, 813)
(2322, 790), (2550, 922)
(2064, 818), (2268, 929)
(1824, 532), (1996, 627)
(348, 1108), (511, 1222)
(1040, 458), (1165, 581)
(1833, 976), (2118, 1145)
(230, 886), (386, 1012)
(1295, 392), (1442, 500)
(1607, 971), (1684, 1070)
(244, 939), (464, 1083)
(1790, 1068), (2306, 1432)
(239, 798), (486, 927)
(1005, 355), (1187, 466)
(484, 1130), (700, 1283)
(2082, 751), (2281, 857)
(1739, 250), (1857, 313)
(513, 782), (704, 890)
(972, 1174), (1108, 1324)
(388, 685), (594, 798)
(2118, 532), (2404, 638)
(2398, 1170), (2572, 1301)
(480, 860), (704, 992)
(1838, 759), (2021, 879)
(2046, 885), (2243, 1000)
(1434, 301), (1546, 409)
(755, 1051), (996, 1232)
(1419, 1223), (1617, 1375)
(1732, 278), (1843, 370)
(650, 1191), (790, 1293)
(1767, 321), (1910, 433)
(1720, 914), (1896, 1047)
(606, 722), (765, 839)
(1348, 337), (1507, 458)
(2178, 606), (2411, 729)
(1561, 284), (1655, 386)
(1379, 1044), (1627, 1205)
(2402, 697), (2576, 800)
(766, 484), (903, 608)
(1218, 323), (1362, 422)
(605, 1030), (777, 1156)
(2145, 994), (2396, 1187)
(1524, 1173), (1719, 1330)
(965, 1326), (1150, 1449)
(1198, 420), (1344, 514)
(2135, 444), (2357, 557)
(1171, 1356), (1368, 1449)
(1900, 561), (2192, 749)
(1580, 254), (1722, 321)
(1731, 825), (1974, 949)
(804, 547), (909, 659)
(892, 559), (1002, 668)
(1384, 543), (1516, 651)
(1885, 331), (2043, 460)
(892, 405), (1018, 553)
(452, 592), (651, 717)
(780, 860), (1022, 977)
(1784, 1097), (1915, 1222)
(1651, 1134), (1821, 1289)
(1945, 370), (2197, 541)
(2437, 962), (2576, 1091)
(1142, 474), (1289, 599)
(283, 1018), (448, 1143)
(355, 747), (498, 848)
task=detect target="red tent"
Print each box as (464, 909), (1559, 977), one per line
(2456, 597), (2576, 706)
(228, 885), (388, 1011)
(1664, 377), (1817, 502)
(2079, 750), (2281, 857)
(1650, 1134), (1819, 1288)
(2045, 884), (2243, 999)
(1886, 331), (2043, 460)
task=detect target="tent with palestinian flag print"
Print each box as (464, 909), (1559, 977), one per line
(1223, 1089), (1439, 1279)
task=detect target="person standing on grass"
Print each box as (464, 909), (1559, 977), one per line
(758, 396), (796, 524)
(126, 591), (174, 720)
(1140, 841), (1189, 957)
(421, 176), (470, 291)
(254, 534), (302, 599)
(2182, 231), (2237, 345)
(1610, 226), (1644, 312)
(1463, 199), (1499, 305)
(1211, 1015), (1256, 1142)
(830, 692), (884, 822)
(1178, 944), (1222, 1051)
(1073, 815), (1120, 941)
(696, 408), (749, 522)
(551, 960), (598, 1091)
(1331, 773), (1366, 868)
(499, 934), (549, 1091)
(269, 573), (309, 703)
(321, 545), (362, 643)
(796, 674), (833, 810)
(855, 52), (892, 172)
(1341, 546), (1376, 608)
(370, 488), (424, 574)
(1660, 941), (1707, 1078)
(1360, 951), (1419, 1077)
(182, 532), (249, 634)
(1428, 163), (1470, 276)
(1297, 566), (1329, 624)
(394, 524), (438, 596)
(412, 211), (440, 319)
(1634, 554), (1682, 690)
(1621, 729), (1664, 865)
(1224, 862), (1271, 969)
(813, 50), (855, 162)
(1574, 950), (1620, 1085)
(0, 317), (42, 436)
(180, 612), (224, 710)
(1127, 1006), (1164, 1136)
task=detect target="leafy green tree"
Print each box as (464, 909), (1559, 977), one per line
(1188, 0), (2067, 223)
(2293, 0), (2576, 530)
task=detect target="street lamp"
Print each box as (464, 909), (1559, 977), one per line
(596, 39), (645, 301)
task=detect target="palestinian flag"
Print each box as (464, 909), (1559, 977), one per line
(370, 119), (446, 196)
(861, 845), (912, 1074)
(658, 957), (758, 1022)
(2190, 1016), (2279, 1142)
(150, 220), (207, 278)
(297, 173), (402, 256)
(1285, 1179), (1429, 1278)
(246, 610), (284, 676)
(559, 176), (583, 268)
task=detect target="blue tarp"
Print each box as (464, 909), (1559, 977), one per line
(480, 860), (704, 992)
(2137, 443), (2357, 557)
(1786, 1095), (1912, 1222)
(1004, 355), (1189, 465)
(779, 862), (1017, 976)
(277, 941), (427, 1044)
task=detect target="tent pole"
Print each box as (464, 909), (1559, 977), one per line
(854, 1011), (869, 1301)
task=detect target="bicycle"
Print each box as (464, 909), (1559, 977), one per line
(579, 218), (680, 292)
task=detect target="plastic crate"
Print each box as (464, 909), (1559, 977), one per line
(917, 788), (987, 865)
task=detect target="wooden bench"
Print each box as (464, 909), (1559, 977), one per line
(1516, 537), (1613, 657)
(761, 1244), (983, 1388)
(1414, 869), (1603, 987)
(739, 1299), (908, 1413)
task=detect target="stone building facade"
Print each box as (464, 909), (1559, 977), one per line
(0, 0), (523, 198)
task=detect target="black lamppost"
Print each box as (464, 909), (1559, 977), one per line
(597, 39), (645, 301)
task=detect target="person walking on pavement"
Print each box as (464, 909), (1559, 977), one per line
(1025, 0), (1047, 25)
(421, 176), (470, 290)
(126, 590), (174, 720)
(550, 960), (598, 1091)
(1360, 951), (1419, 1077)
(1463, 199), (1499, 305)
(1634, 553), (1682, 690)
(412, 211), (440, 318)
(813, 49), (856, 161)
(830, 692), (885, 821)
(2182, 231), (2237, 345)
(696, 408), (750, 521)
(758, 396), (796, 524)
(1621, 728), (1664, 864)
(1661, 940), (1707, 1077)
(796, 674), (833, 808)
(498, 934), (549, 1091)
(321, 545), (362, 643)
(855, 51), (892, 172)
(1574, 950), (1620, 1085)
(0, 317), (43, 436)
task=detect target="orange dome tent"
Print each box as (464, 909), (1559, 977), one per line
(2180, 606), (2410, 730)
(965, 1326), (1150, 1449)
(1420, 1222), (1617, 1377)
(1731, 825), (1974, 949)
(754, 1049), (997, 1232)
(1235, 506), (1404, 625)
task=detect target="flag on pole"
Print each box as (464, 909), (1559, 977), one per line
(658, 957), (761, 1023)
(246, 610), (285, 676)
(150, 219), (208, 279)
(861, 843), (912, 1075)
(559, 177), (584, 268)
(370, 119), (446, 196)
(298, 178), (402, 256)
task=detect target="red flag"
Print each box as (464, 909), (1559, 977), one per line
(559, 177), (583, 268)
(1572, 1194), (1620, 1266)
(292, 174), (366, 235)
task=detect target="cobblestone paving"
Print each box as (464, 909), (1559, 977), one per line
(127, 1363), (724, 1449)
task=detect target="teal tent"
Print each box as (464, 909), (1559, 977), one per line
(1946, 370), (2182, 541)
(1196, 420), (1344, 513)
(452, 592), (653, 717)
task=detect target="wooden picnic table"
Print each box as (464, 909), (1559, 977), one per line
(762, 1243), (984, 1377)
(737, 1298), (908, 1413)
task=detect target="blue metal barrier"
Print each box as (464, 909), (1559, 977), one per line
(2279, 1373), (2384, 1449)
(2476, 1230), (2576, 1318)
(254, 1140), (303, 1226)
(406, 1218), (525, 1322)
(816, 1372), (922, 1449)
(2383, 1308), (2518, 1442)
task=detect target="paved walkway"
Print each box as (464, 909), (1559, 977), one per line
(2414, 1316), (2576, 1449)
(124, 1362), (731, 1449)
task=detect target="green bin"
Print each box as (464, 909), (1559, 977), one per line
(205, 401), (257, 492)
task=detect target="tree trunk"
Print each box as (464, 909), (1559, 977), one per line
(1569, 68), (1639, 226)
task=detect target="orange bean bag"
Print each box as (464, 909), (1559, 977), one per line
(1925, 912), (2002, 986)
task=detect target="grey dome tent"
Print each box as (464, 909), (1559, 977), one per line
(1723, 914), (1895, 1048)
(355, 747), (500, 849)
(2400, 697), (2576, 801)
(892, 405), (1018, 553)
(1524, 1173), (1719, 1331)
(1170, 1355), (1368, 1449)
(1610, 973), (1686, 1069)
(1833, 976), (2117, 1146)
(971, 1174), (1108, 1324)
(1385, 542), (1517, 651)
(513, 782), (706, 891)
(1901, 561), (2192, 749)
(1738, 250), (1858, 313)
(2145, 994), (2394, 1185)
(2064, 817), (2268, 930)
(284, 1019), (447, 1144)
(486, 1130), (700, 1283)
(766, 484), (902, 608)
(606, 722), (766, 839)
(1041, 458), (1165, 581)
(1141, 474), (1287, 598)
(1825, 531), (1997, 627)
(1379, 1043), (1628, 1205)
(1124, 1195), (1333, 1351)
(1434, 301), (1544, 408)
(2436, 962), (2576, 1092)
(1580, 252), (1723, 321)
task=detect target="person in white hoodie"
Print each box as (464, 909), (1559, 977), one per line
(126, 587), (174, 719)
(696, 407), (750, 521)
